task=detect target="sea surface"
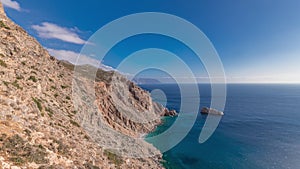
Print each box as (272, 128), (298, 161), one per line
(142, 84), (300, 169)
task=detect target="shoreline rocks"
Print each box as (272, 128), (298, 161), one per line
(162, 109), (177, 116)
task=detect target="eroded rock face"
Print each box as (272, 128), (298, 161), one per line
(0, 2), (168, 168)
(94, 75), (177, 135)
(71, 65), (177, 158)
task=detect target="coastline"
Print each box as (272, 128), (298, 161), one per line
(145, 116), (178, 169)
(0, 3), (176, 167)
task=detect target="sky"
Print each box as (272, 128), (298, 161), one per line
(1, 0), (300, 83)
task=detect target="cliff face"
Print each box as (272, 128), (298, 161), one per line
(0, 3), (174, 168)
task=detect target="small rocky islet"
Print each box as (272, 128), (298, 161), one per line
(200, 107), (224, 116)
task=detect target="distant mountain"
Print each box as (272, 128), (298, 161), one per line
(133, 78), (162, 84)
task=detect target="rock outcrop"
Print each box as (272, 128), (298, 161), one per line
(200, 107), (224, 116)
(162, 109), (177, 116)
(0, 2), (175, 168)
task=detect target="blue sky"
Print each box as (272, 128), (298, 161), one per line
(2, 0), (300, 83)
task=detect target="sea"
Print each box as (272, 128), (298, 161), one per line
(141, 84), (300, 169)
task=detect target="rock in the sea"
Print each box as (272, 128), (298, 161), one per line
(200, 107), (224, 116)
(162, 109), (177, 116)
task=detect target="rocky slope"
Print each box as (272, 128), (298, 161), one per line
(0, 2), (175, 169)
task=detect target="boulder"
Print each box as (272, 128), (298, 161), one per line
(162, 108), (177, 116)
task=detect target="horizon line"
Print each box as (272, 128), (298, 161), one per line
(136, 82), (300, 85)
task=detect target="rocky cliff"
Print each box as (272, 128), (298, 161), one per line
(0, 3), (175, 168)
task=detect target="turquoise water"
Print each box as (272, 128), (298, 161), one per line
(143, 84), (300, 169)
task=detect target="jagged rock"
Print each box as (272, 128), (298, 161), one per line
(163, 109), (177, 116)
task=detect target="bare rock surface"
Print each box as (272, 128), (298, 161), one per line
(0, 2), (176, 168)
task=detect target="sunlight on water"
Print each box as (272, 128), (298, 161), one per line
(143, 84), (300, 169)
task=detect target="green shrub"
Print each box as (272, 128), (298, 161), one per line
(104, 150), (123, 167)
(0, 59), (7, 67)
(61, 85), (68, 89)
(28, 76), (38, 82)
(0, 133), (7, 141)
(66, 96), (71, 100)
(12, 80), (22, 89)
(84, 135), (89, 140)
(84, 162), (100, 169)
(45, 107), (54, 117)
(52, 138), (69, 155)
(32, 97), (42, 111)
(0, 21), (10, 29)
(24, 129), (31, 136)
(16, 75), (23, 80)
(30, 71), (37, 75)
(70, 120), (80, 127)
(9, 157), (25, 165)
(1, 134), (48, 165)
(2, 81), (9, 87)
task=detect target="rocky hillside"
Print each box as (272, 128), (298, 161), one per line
(0, 2), (175, 169)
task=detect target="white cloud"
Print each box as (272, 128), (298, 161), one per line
(47, 48), (114, 71)
(1, 0), (21, 11)
(32, 22), (87, 45)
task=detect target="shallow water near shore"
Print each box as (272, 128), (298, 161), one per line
(143, 84), (300, 169)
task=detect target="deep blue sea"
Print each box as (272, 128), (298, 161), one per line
(142, 84), (300, 169)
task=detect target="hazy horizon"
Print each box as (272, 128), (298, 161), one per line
(2, 0), (300, 83)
